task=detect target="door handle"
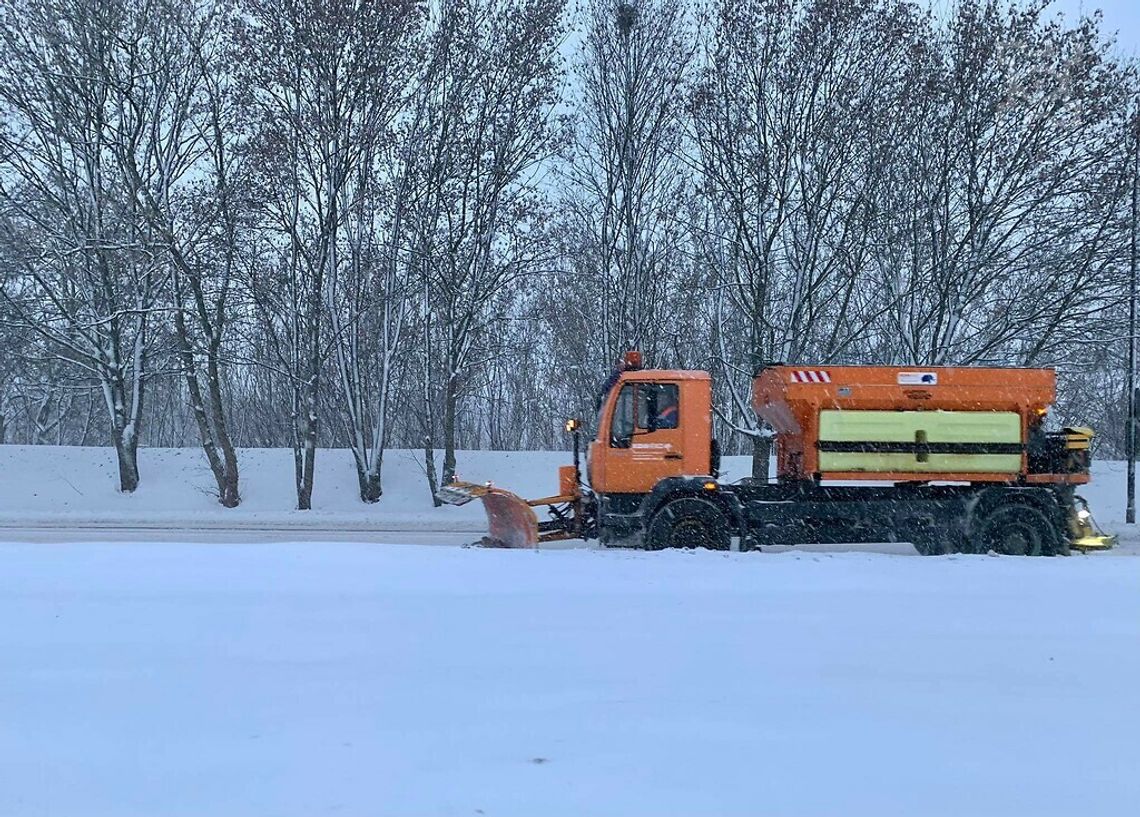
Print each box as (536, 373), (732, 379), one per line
(665, 453), (683, 460)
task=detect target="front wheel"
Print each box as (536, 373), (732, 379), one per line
(974, 503), (1065, 556)
(646, 497), (731, 551)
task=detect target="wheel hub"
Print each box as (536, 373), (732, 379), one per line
(673, 519), (711, 548)
(1000, 528), (1031, 555)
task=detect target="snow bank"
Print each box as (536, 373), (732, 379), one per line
(1, 542), (1136, 816)
(0, 446), (572, 531)
(0, 445), (1129, 537)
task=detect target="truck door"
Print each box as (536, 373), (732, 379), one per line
(605, 382), (686, 493)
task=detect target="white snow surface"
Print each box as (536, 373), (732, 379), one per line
(2, 542), (1138, 816)
(1, 446), (1139, 815)
(0, 446), (572, 532)
(0, 444), (1132, 538)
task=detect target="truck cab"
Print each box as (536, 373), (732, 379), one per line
(588, 367), (714, 495)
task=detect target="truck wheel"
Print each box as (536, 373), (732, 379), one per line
(646, 497), (731, 551)
(914, 527), (971, 555)
(975, 504), (1062, 556)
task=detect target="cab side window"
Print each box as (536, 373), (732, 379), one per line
(637, 383), (679, 431)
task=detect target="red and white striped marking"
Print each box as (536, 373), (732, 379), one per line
(790, 370), (831, 383)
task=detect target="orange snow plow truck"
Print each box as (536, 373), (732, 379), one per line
(438, 354), (1115, 555)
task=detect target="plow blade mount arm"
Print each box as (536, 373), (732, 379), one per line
(436, 481), (540, 548)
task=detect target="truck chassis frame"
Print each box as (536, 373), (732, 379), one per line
(596, 477), (1092, 556)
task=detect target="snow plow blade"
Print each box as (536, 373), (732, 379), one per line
(436, 481), (539, 548)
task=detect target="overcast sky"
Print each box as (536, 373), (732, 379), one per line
(1047, 0), (1138, 54)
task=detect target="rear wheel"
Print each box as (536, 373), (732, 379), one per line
(914, 526), (971, 555)
(646, 497), (731, 551)
(975, 503), (1064, 556)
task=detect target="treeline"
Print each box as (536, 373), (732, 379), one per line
(0, 0), (1136, 507)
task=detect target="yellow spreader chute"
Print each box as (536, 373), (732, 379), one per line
(436, 481), (540, 548)
(1071, 495), (1116, 552)
(1073, 534), (1116, 552)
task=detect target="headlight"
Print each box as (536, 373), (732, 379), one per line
(1076, 509), (1091, 522)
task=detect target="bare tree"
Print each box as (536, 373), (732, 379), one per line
(237, 0), (422, 509)
(323, 7), (424, 503)
(563, 0), (694, 371)
(169, 50), (248, 507)
(0, 0), (189, 491)
(690, 0), (919, 476)
(874, 0), (1132, 368)
(412, 0), (567, 488)
(89, 0), (252, 506)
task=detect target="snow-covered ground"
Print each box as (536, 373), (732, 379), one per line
(2, 542), (1137, 816)
(1, 446), (1138, 815)
(0, 445), (1132, 548)
(0, 446), (569, 534)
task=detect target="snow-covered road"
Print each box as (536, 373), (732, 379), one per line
(1, 541), (1137, 817)
(4, 520), (1139, 556)
(0, 523), (482, 546)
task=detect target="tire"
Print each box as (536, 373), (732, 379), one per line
(913, 532), (972, 555)
(974, 503), (1064, 556)
(646, 497), (731, 551)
